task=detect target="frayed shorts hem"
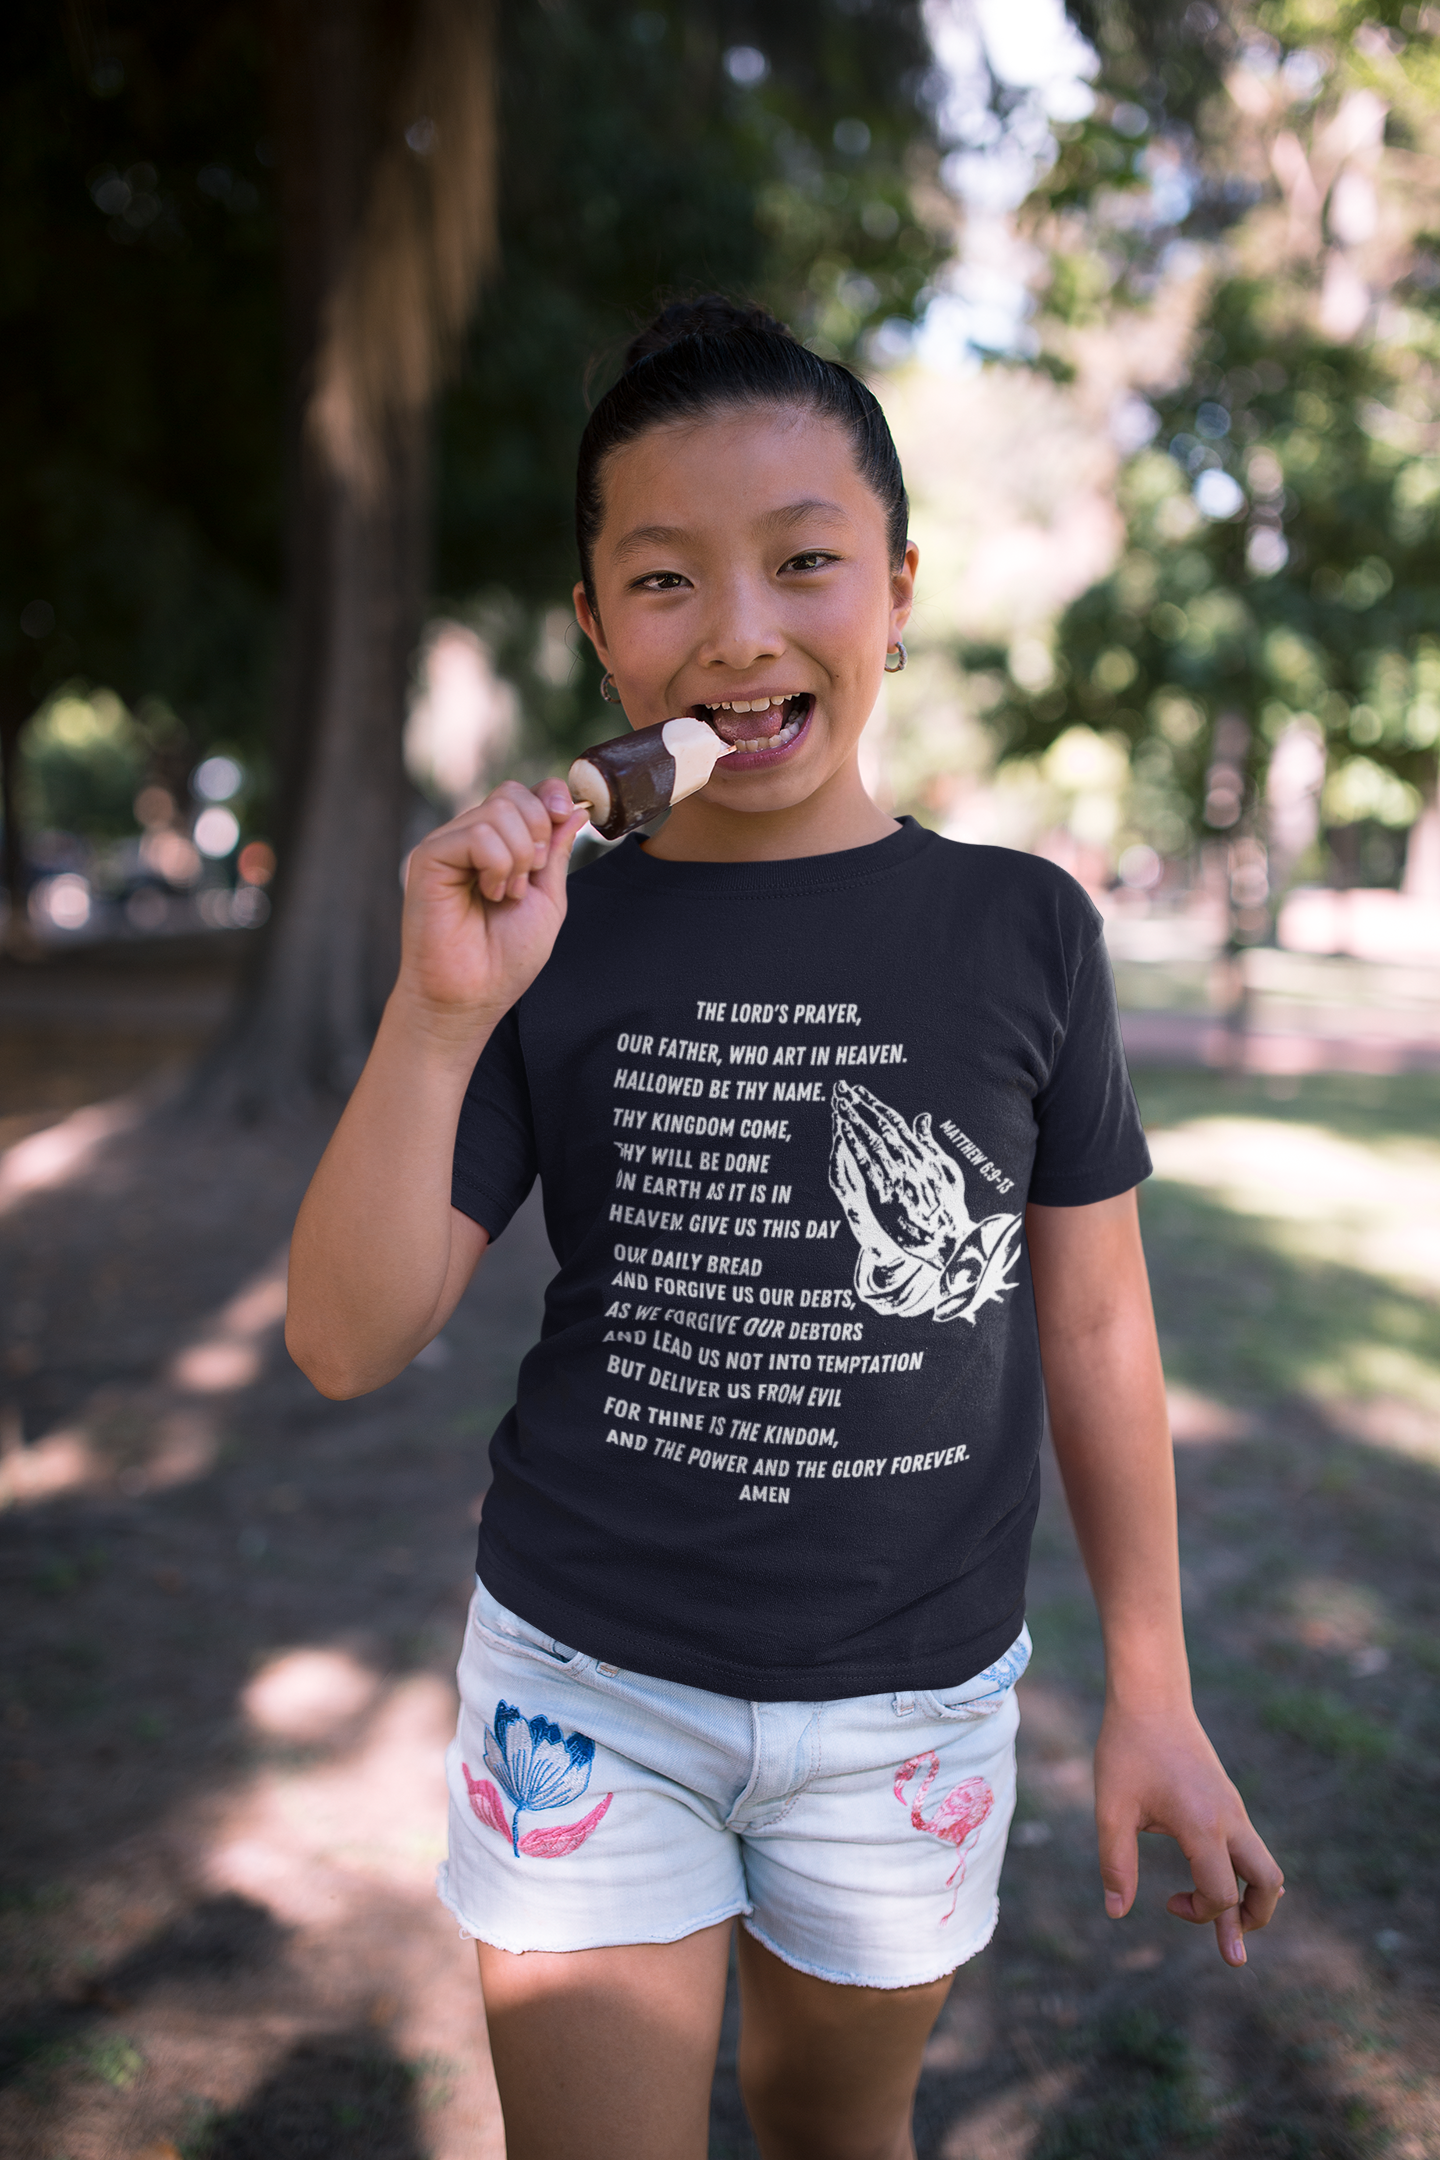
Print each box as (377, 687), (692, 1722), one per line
(436, 1862), (751, 1954)
(739, 1896), (1001, 1992)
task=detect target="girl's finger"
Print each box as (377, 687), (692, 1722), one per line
(532, 805), (590, 906)
(483, 796), (553, 877)
(535, 776), (582, 824)
(1166, 1834), (1244, 1961)
(1214, 1906), (1247, 1967)
(1095, 1812), (1139, 1920)
(1231, 1827), (1285, 1931)
(464, 822), (522, 902)
(466, 804), (548, 904)
(420, 810), (518, 890)
(491, 780), (561, 857)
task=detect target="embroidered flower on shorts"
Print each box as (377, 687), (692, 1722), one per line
(895, 1752), (994, 1923)
(463, 1699), (613, 1858)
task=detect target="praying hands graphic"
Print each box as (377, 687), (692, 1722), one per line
(828, 1081), (1023, 1325)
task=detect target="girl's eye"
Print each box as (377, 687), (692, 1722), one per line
(634, 571), (690, 592)
(782, 551), (838, 573)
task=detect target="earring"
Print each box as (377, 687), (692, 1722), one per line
(884, 641), (907, 673)
(600, 673), (621, 703)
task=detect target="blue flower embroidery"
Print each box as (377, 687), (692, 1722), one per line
(483, 1699), (596, 1856)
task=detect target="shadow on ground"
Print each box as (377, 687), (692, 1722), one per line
(1, 986), (1437, 2158)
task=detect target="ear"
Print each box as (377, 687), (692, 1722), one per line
(890, 539), (919, 644)
(573, 582), (612, 671)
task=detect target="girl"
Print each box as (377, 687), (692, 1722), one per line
(286, 296), (1282, 2160)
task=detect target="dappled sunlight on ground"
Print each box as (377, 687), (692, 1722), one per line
(2, 1051), (1437, 2156)
(1165, 1383), (1257, 1443)
(0, 1080), (553, 2157)
(211, 1670), (454, 1925)
(1138, 1081), (1440, 1473)
(195, 1670), (507, 2159)
(0, 1093), (149, 1213)
(0, 1240), (290, 1511)
(241, 1647), (385, 1742)
(1147, 1116), (1440, 1295)
(28, 1663), (506, 2160)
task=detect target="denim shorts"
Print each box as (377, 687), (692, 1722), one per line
(437, 1577), (1029, 1990)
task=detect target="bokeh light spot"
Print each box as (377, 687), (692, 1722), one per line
(194, 806), (241, 858)
(194, 754), (243, 802)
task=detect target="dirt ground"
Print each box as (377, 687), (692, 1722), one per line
(2, 942), (1438, 2160)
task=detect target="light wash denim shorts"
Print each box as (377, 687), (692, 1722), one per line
(437, 1577), (1030, 1990)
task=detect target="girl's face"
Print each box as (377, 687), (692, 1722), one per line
(574, 404), (917, 831)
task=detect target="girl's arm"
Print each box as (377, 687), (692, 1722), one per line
(1025, 1189), (1284, 1966)
(285, 780), (586, 1399)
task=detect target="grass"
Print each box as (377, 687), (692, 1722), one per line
(0, 2026), (144, 2094)
(1261, 1689), (1395, 1765)
(1137, 1178), (1440, 1415)
(1131, 1070), (1440, 1151)
(993, 1070), (1440, 2160)
(1032, 2011), (1211, 2159)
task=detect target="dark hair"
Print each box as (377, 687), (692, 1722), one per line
(575, 296), (909, 603)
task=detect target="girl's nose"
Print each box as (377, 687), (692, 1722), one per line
(694, 574), (783, 671)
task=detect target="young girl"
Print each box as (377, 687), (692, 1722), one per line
(286, 296), (1282, 2160)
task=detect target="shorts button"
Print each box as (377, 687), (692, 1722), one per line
(598, 1662), (619, 1676)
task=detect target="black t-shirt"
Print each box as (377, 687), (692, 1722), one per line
(452, 818), (1150, 1700)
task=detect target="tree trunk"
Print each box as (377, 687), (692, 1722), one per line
(0, 681), (28, 954)
(203, 0), (492, 1113)
(234, 416), (426, 1101)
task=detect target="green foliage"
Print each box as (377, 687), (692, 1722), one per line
(19, 689), (148, 840)
(0, 4), (283, 758)
(968, 1), (1440, 868)
(970, 290), (1440, 854)
(4, 0), (948, 823)
(437, 0), (948, 761)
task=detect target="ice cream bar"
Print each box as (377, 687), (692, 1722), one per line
(567, 717), (734, 840)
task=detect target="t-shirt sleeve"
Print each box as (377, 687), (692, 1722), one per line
(450, 1006), (538, 1237)
(1027, 930), (1152, 1207)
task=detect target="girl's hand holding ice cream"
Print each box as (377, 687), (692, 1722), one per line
(397, 778), (588, 1042)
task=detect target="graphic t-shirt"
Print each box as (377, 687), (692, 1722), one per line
(452, 818), (1151, 1701)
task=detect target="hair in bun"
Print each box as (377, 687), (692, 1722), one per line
(576, 292), (908, 601)
(621, 296), (793, 368)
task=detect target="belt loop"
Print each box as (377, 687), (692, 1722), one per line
(893, 1691), (915, 1717)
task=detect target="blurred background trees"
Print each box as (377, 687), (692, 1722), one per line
(2, 0), (947, 1098)
(955, 0), (1440, 932)
(6, 0), (1440, 1103)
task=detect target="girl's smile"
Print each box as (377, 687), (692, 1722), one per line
(694, 691), (812, 763)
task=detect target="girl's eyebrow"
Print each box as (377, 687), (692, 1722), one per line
(611, 499), (850, 563)
(764, 497), (848, 529)
(611, 523), (690, 562)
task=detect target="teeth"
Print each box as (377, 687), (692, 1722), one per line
(707, 696), (800, 714)
(732, 718), (802, 754)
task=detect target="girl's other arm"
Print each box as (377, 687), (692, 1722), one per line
(1026, 1190), (1284, 1966)
(285, 780), (586, 1399)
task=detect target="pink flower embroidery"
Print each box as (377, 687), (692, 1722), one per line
(463, 1771), (511, 1841)
(514, 1793), (614, 1857)
(895, 1751), (994, 1923)
(463, 1762), (614, 1858)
